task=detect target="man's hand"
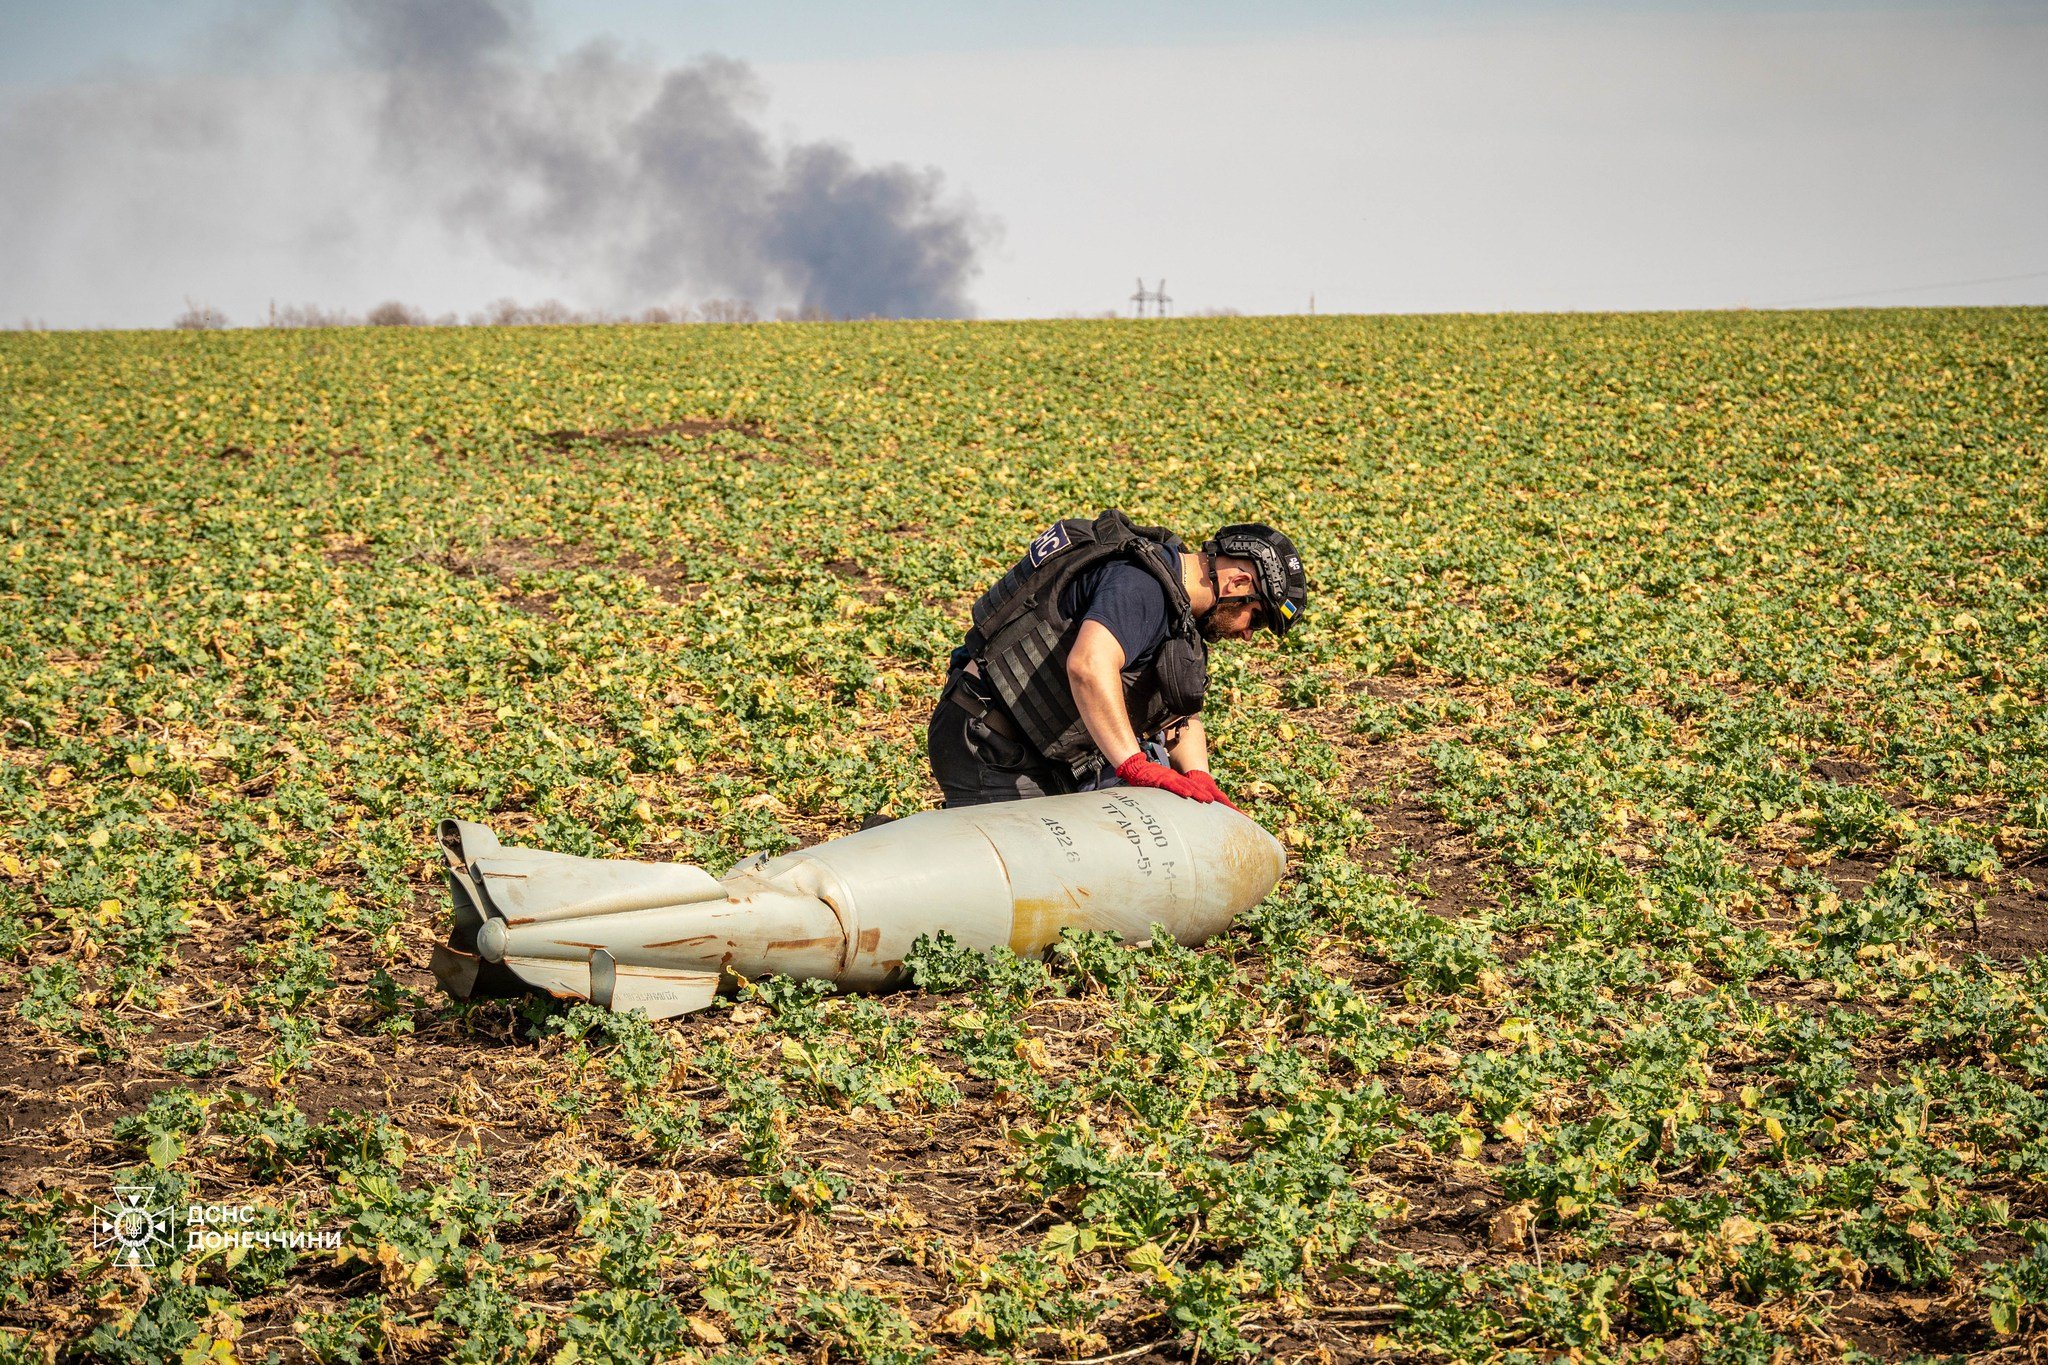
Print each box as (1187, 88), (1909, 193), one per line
(1117, 754), (1215, 803)
(1181, 770), (1240, 811)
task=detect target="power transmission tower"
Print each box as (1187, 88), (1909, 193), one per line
(1128, 278), (1171, 318)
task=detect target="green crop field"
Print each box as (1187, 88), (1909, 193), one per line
(1, 310), (2044, 1363)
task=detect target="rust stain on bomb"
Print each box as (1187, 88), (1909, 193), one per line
(1213, 836), (1286, 911)
(1008, 889), (1089, 956)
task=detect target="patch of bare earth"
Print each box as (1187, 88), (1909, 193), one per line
(415, 534), (575, 580)
(1279, 673), (1512, 957)
(1752, 838), (2046, 968)
(1356, 772), (1505, 924)
(533, 418), (767, 450)
(1781, 744), (2047, 965)
(531, 418), (837, 472)
(823, 558), (895, 607)
(1951, 869), (2048, 964)
(1823, 1289), (1995, 1359)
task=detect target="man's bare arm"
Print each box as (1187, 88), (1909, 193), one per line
(1066, 620), (1143, 768)
(1165, 715), (1211, 774)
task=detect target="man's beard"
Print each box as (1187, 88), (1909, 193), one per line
(1197, 612), (1224, 643)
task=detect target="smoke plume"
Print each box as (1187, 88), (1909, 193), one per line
(0, 0), (989, 326)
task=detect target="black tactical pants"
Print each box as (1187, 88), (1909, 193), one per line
(926, 689), (1172, 809)
(926, 694), (1082, 807)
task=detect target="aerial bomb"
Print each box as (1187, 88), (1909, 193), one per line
(430, 788), (1286, 1019)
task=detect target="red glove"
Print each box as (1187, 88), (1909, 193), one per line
(1116, 754), (1211, 803)
(1181, 770), (1241, 811)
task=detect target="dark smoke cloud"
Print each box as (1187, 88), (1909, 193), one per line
(0, 0), (989, 324)
(342, 0), (528, 70)
(342, 0), (988, 318)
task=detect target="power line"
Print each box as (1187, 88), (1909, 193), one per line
(1762, 268), (2048, 309)
(1693, 236), (2048, 301)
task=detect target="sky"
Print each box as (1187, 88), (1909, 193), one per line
(1, 0), (2044, 326)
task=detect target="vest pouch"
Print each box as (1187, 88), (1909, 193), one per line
(1151, 636), (1209, 715)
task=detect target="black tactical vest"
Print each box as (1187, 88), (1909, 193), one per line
(963, 510), (1209, 772)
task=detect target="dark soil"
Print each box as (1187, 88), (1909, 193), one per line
(1956, 870), (2048, 964)
(1825, 1289), (1993, 1358)
(1356, 778), (1504, 923)
(822, 558), (895, 605)
(532, 418), (764, 450)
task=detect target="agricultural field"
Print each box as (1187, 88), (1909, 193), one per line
(0, 308), (2045, 1363)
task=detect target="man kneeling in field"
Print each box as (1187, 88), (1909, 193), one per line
(929, 510), (1306, 808)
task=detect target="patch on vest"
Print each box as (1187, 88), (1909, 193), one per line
(1026, 523), (1072, 567)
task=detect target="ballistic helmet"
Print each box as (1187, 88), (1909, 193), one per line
(1205, 523), (1307, 637)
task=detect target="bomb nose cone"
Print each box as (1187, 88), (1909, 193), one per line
(1135, 794), (1285, 942)
(1183, 799), (1288, 910)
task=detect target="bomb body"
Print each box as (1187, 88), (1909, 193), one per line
(432, 788), (1285, 1018)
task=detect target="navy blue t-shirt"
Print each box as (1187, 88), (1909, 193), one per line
(1058, 540), (1178, 671)
(952, 539), (1180, 677)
